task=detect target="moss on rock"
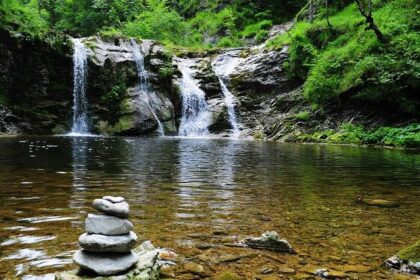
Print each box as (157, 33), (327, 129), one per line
(398, 241), (420, 263)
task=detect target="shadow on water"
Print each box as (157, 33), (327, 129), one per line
(0, 136), (419, 278)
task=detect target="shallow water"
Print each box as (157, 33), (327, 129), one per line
(0, 136), (419, 279)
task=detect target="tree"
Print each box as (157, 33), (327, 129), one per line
(354, 0), (386, 43)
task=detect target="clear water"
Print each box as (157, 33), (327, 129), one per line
(130, 39), (165, 136)
(213, 52), (244, 138)
(69, 39), (90, 135)
(176, 58), (211, 137)
(0, 136), (419, 279)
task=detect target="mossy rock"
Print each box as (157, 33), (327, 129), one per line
(398, 240), (420, 263)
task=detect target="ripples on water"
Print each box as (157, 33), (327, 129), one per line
(0, 136), (419, 278)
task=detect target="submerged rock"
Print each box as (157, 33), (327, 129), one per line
(356, 197), (400, 208)
(79, 231), (137, 253)
(85, 214), (133, 235)
(92, 198), (129, 218)
(235, 231), (294, 253)
(385, 240), (420, 275)
(73, 250), (138, 276)
(103, 196), (125, 203)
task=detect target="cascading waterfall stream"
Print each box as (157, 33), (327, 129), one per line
(212, 52), (243, 138)
(176, 58), (211, 137)
(130, 39), (164, 136)
(69, 39), (90, 135)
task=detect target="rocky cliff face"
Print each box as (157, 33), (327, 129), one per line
(1, 27), (402, 139)
(80, 36), (178, 135)
(0, 29), (73, 134)
(0, 32), (179, 135)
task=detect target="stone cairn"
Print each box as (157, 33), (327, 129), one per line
(73, 196), (139, 276)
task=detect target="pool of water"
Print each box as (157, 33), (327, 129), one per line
(0, 136), (419, 279)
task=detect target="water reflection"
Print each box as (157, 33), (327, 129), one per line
(0, 137), (419, 279)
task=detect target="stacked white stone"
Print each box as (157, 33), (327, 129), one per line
(73, 196), (139, 276)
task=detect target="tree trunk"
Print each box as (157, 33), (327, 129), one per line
(354, 0), (386, 43)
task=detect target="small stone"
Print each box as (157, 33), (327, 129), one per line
(93, 198), (129, 218)
(103, 196), (125, 203)
(195, 243), (214, 250)
(217, 254), (243, 263)
(333, 264), (373, 273)
(160, 266), (176, 278)
(183, 262), (208, 276)
(73, 250), (138, 276)
(213, 230), (228, 236)
(85, 214), (133, 235)
(259, 215), (272, 221)
(79, 231), (137, 253)
(260, 266), (274, 274)
(236, 231), (293, 253)
(358, 198), (400, 208)
(277, 265), (295, 274)
(325, 270), (348, 279)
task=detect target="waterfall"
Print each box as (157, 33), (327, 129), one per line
(69, 39), (90, 135)
(130, 39), (164, 136)
(176, 58), (211, 137)
(212, 52), (243, 138)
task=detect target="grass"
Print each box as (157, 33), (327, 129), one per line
(294, 110), (311, 121)
(298, 123), (420, 147)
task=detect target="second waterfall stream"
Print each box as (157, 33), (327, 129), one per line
(176, 58), (211, 137)
(212, 51), (242, 138)
(130, 39), (165, 136)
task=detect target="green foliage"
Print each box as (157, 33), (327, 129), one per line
(241, 20), (272, 39)
(302, 123), (420, 147)
(268, 0), (420, 114)
(124, 0), (190, 45)
(100, 81), (126, 104)
(0, 0), (49, 38)
(294, 110), (311, 121)
(1, 0), (305, 48)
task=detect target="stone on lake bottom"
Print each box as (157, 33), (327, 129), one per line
(92, 198), (129, 218)
(235, 231), (294, 253)
(73, 250), (138, 276)
(79, 231), (137, 253)
(85, 213), (133, 236)
(103, 196), (125, 203)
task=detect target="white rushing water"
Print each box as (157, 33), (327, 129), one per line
(176, 58), (211, 137)
(130, 39), (165, 136)
(69, 39), (90, 136)
(212, 51), (243, 138)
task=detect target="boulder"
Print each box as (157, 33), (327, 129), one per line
(235, 231), (294, 253)
(85, 214), (133, 236)
(92, 198), (129, 218)
(385, 240), (420, 275)
(79, 231), (137, 253)
(73, 250), (138, 276)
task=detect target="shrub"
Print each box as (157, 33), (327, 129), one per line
(294, 110), (311, 121)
